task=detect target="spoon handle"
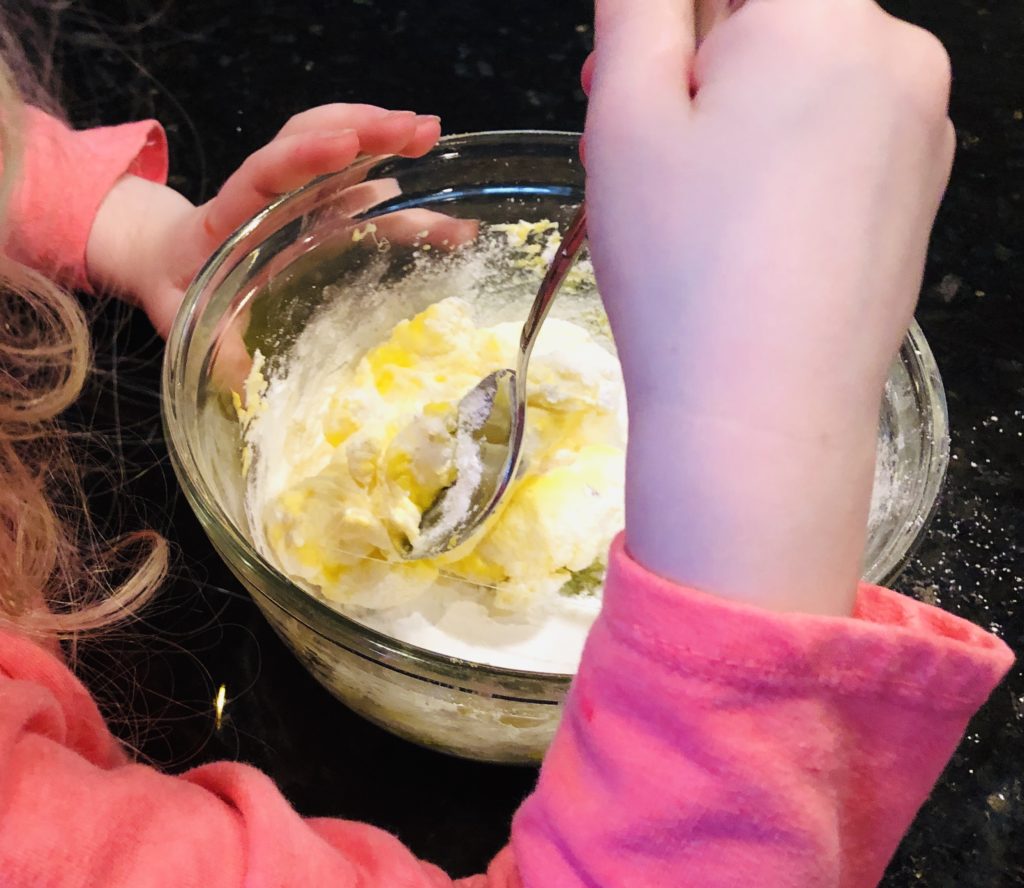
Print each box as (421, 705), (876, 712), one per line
(518, 202), (589, 366)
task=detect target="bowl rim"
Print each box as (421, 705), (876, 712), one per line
(162, 129), (949, 689)
(872, 319), (950, 586)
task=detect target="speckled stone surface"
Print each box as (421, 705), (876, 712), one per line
(49, 0), (1023, 883)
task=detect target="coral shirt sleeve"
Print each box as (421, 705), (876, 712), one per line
(509, 535), (1015, 887)
(0, 106), (167, 291)
(0, 629), (501, 888)
(0, 532), (1013, 888)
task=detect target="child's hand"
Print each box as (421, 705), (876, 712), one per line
(86, 104), (443, 338)
(585, 0), (954, 614)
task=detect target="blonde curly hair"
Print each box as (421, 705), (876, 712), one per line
(0, 52), (166, 640)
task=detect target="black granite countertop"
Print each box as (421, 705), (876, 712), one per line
(47, 0), (1023, 884)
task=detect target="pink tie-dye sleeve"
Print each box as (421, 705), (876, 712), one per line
(509, 536), (1014, 887)
(0, 533), (1013, 887)
(0, 106), (167, 291)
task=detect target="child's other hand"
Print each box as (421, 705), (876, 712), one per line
(585, 0), (954, 614)
(86, 104), (443, 338)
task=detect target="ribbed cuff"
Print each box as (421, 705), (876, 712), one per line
(602, 535), (1014, 713)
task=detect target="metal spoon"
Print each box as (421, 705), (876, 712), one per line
(403, 203), (589, 559)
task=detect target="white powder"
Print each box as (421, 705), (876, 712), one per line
(411, 380), (491, 556)
(353, 576), (602, 672)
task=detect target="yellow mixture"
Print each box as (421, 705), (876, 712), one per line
(242, 293), (625, 613)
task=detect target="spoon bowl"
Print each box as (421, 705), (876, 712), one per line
(406, 368), (522, 558)
(406, 204), (589, 559)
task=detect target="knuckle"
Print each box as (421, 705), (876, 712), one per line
(276, 111), (306, 137)
(889, 24), (953, 120)
(941, 117), (957, 166)
(911, 28), (953, 88)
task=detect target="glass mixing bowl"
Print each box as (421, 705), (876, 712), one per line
(162, 131), (950, 764)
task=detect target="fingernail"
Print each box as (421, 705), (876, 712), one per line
(414, 119), (442, 140)
(386, 110), (417, 120)
(318, 128), (357, 144)
(420, 114), (442, 123)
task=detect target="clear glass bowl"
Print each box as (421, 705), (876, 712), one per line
(162, 131), (950, 764)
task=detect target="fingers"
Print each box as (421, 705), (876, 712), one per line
(200, 105), (444, 246)
(697, 0), (743, 45)
(210, 306), (255, 394)
(592, 0), (696, 116)
(276, 103), (402, 138)
(581, 51), (596, 96)
(200, 129), (361, 244)
(401, 115), (442, 158)
(585, 1), (750, 107)
(336, 180), (479, 249)
(338, 178), (404, 218)
(333, 111), (438, 157)
(580, 3), (748, 100)
(276, 103), (441, 157)
(368, 209), (480, 250)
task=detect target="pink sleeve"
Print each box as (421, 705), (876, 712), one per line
(0, 628), (495, 888)
(0, 106), (168, 291)
(509, 536), (1015, 887)
(0, 534), (1012, 888)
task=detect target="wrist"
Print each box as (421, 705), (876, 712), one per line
(85, 174), (194, 302)
(623, 399), (878, 616)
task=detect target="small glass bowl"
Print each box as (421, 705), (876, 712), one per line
(162, 131), (950, 764)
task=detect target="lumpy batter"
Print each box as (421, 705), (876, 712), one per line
(235, 216), (906, 672)
(243, 295), (627, 626)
